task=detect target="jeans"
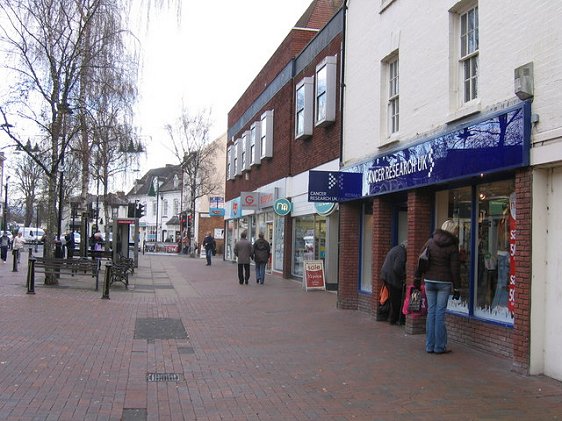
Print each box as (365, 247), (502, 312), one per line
(255, 262), (266, 284)
(205, 249), (212, 265)
(425, 281), (452, 353)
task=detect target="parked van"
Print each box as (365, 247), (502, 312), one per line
(18, 227), (45, 244)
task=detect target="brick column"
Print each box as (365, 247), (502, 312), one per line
(371, 197), (392, 317)
(404, 189), (433, 335)
(337, 201), (361, 309)
(511, 168), (532, 374)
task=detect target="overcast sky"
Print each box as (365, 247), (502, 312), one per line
(136, 0), (314, 171)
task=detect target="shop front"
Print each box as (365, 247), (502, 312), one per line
(339, 101), (532, 366)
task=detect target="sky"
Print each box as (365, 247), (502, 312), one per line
(135, 0), (314, 171)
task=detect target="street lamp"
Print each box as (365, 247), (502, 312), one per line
(3, 175), (10, 232)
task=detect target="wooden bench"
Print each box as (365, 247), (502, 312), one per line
(29, 256), (101, 290)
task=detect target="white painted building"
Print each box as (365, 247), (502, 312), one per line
(340, 0), (562, 380)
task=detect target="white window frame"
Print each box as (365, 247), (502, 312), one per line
(226, 145), (233, 180)
(315, 56), (337, 127)
(234, 138), (242, 176)
(295, 77), (314, 139)
(163, 200), (168, 218)
(250, 121), (261, 166)
(388, 57), (399, 135)
(460, 5), (479, 104)
(241, 133), (248, 172)
(260, 110), (274, 158)
(173, 199), (179, 215)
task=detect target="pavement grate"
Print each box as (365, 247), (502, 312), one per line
(122, 408), (147, 420)
(178, 346), (195, 354)
(134, 318), (188, 340)
(146, 373), (183, 382)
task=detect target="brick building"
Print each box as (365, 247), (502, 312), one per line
(225, 0), (343, 287)
(337, 0), (562, 381)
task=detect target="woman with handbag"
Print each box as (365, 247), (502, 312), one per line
(416, 219), (460, 354)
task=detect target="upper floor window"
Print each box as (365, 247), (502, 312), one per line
(295, 77), (314, 139)
(260, 110), (273, 159)
(173, 199), (179, 215)
(226, 145), (233, 180)
(241, 135), (247, 172)
(315, 56), (337, 126)
(163, 200), (168, 217)
(388, 58), (399, 134)
(460, 6), (478, 103)
(250, 121), (261, 166)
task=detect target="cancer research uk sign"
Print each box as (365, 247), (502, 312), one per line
(308, 171), (362, 202)
(344, 102), (531, 197)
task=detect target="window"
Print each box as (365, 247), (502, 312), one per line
(226, 146), (233, 180)
(315, 56), (337, 126)
(260, 110), (274, 158)
(234, 139), (242, 176)
(241, 134), (247, 172)
(163, 200), (168, 217)
(295, 77), (314, 139)
(250, 122), (261, 166)
(460, 6), (478, 103)
(173, 199), (179, 215)
(152, 200), (157, 216)
(388, 58), (399, 134)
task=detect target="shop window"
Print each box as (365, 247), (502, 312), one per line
(440, 179), (515, 325)
(315, 56), (337, 126)
(292, 215), (326, 278)
(360, 203), (373, 293)
(250, 122), (261, 166)
(260, 110), (273, 159)
(295, 77), (314, 140)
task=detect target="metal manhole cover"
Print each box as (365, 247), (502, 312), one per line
(178, 346), (195, 354)
(147, 373), (183, 382)
(122, 408), (147, 420)
(134, 318), (188, 340)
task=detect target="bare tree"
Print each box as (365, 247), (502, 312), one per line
(164, 107), (220, 241)
(11, 153), (43, 226)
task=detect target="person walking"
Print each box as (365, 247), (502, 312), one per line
(12, 231), (25, 263)
(65, 231), (75, 259)
(252, 232), (271, 285)
(202, 232), (216, 266)
(0, 232), (10, 263)
(234, 231), (253, 285)
(380, 241), (407, 325)
(416, 219), (460, 354)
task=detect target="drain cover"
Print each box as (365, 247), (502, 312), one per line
(122, 408), (147, 420)
(147, 373), (183, 382)
(134, 318), (188, 340)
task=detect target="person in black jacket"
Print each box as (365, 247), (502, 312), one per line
(380, 241), (407, 325)
(252, 232), (271, 285)
(202, 232), (216, 266)
(416, 219), (460, 354)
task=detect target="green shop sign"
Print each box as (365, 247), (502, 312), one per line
(274, 198), (292, 216)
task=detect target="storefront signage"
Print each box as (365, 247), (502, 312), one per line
(314, 202), (336, 216)
(303, 260), (326, 291)
(308, 171), (363, 202)
(209, 208), (225, 217)
(229, 197), (241, 218)
(508, 192), (516, 313)
(343, 102), (531, 197)
(241, 192), (260, 210)
(258, 188), (278, 209)
(273, 198), (292, 216)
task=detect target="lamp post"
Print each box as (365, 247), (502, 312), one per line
(3, 175), (10, 232)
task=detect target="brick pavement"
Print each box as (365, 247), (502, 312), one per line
(0, 251), (561, 420)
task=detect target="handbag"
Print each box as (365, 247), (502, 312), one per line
(416, 242), (431, 274)
(402, 285), (428, 317)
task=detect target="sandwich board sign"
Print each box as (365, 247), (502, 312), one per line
(303, 260), (326, 291)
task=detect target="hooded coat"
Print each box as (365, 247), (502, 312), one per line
(422, 229), (461, 288)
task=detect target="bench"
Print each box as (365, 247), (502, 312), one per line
(28, 256), (101, 290)
(109, 255), (135, 288)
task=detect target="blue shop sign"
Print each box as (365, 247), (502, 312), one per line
(343, 102), (531, 198)
(308, 171), (362, 202)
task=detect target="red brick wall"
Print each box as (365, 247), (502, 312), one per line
(371, 197), (392, 316)
(337, 201), (361, 309)
(198, 216), (224, 254)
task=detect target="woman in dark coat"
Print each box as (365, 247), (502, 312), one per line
(380, 241), (407, 325)
(417, 219), (460, 354)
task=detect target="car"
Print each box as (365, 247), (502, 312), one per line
(73, 232), (81, 245)
(20, 227), (45, 244)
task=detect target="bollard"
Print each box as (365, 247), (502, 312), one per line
(27, 256), (36, 294)
(94, 258), (100, 291)
(29, 247), (33, 257)
(12, 249), (18, 272)
(101, 261), (112, 299)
